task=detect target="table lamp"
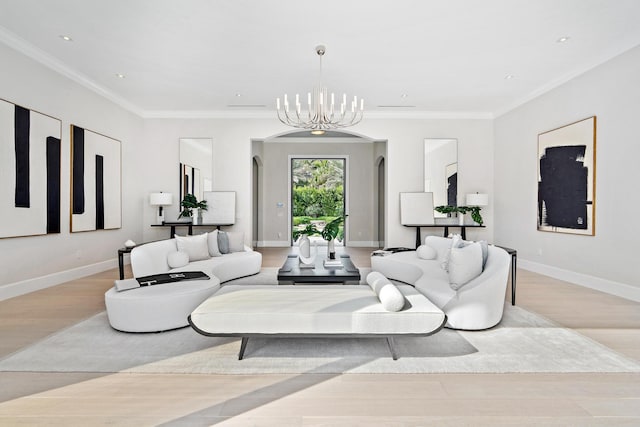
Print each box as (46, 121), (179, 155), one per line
(150, 192), (173, 224)
(466, 193), (489, 207)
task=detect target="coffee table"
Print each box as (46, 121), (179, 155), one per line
(277, 254), (361, 285)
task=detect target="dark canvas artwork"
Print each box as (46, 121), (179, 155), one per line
(70, 125), (121, 232)
(0, 99), (61, 238)
(538, 145), (589, 229)
(537, 117), (596, 236)
(447, 172), (458, 207)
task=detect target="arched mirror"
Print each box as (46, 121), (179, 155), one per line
(179, 138), (212, 202)
(424, 138), (457, 217)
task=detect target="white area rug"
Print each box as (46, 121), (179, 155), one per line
(2, 270), (638, 374)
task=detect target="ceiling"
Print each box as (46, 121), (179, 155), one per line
(1, 0), (640, 118)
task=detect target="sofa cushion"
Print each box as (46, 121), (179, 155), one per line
(441, 234), (465, 272)
(227, 231), (245, 253)
(448, 241), (483, 290)
(207, 230), (223, 257)
(175, 233), (210, 262)
(366, 272), (405, 312)
(167, 251), (189, 269)
(416, 244), (437, 260)
(217, 231), (230, 254)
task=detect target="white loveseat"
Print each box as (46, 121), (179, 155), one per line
(105, 231), (262, 332)
(371, 235), (510, 330)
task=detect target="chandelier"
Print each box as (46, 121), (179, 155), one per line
(276, 45), (364, 135)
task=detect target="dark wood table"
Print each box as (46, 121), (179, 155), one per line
(277, 254), (361, 285)
(404, 224), (486, 248)
(151, 222), (233, 238)
(117, 247), (134, 280)
(495, 245), (517, 305)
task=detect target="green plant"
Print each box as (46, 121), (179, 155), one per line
(178, 194), (208, 219)
(292, 223), (320, 241)
(434, 205), (483, 226)
(321, 215), (347, 242)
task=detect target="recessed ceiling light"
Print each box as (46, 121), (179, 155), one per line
(115, 73), (125, 79)
(556, 36), (570, 43)
(504, 74), (515, 80)
(400, 94), (408, 98)
(59, 35), (73, 42)
(235, 93), (242, 97)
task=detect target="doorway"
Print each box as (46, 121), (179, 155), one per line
(290, 157), (347, 246)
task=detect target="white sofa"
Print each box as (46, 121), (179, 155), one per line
(371, 235), (510, 330)
(105, 233), (262, 332)
(130, 236), (262, 283)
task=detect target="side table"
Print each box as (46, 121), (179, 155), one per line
(117, 247), (134, 280)
(495, 245), (517, 305)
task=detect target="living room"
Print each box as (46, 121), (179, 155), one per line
(1, 1), (640, 424)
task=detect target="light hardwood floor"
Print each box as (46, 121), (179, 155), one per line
(1, 247), (639, 426)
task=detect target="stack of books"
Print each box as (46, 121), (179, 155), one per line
(323, 259), (343, 269)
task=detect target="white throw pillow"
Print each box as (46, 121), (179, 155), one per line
(441, 234), (465, 272)
(366, 272), (405, 312)
(207, 230), (222, 257)
(167, 251), (189, 268)
(227, 231), (245, 253)
(174, 233), (210, 262)
(416, 244), (437, 260)
(448, 242), (483, 290)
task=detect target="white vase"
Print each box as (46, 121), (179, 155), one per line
(299, 234), (311, 258)
(458, 212), (465, 225)
(327, 239), (336, 259)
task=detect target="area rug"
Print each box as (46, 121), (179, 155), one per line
(2, 280), (638, 374)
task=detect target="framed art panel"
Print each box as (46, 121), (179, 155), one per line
(0, 98), (61, 238)
(71, 125), (121, 232)
(202, 191), (236, 224)
(400, 192), (435, 226)
(537, 116), (596, 235)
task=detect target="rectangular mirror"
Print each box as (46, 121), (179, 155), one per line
(179, 138), (212, 202)
(424, 138), (457, 217)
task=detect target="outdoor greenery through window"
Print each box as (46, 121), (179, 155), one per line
(292, 159), (345, 243)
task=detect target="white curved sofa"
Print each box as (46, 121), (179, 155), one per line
(105, 234), (262, 332)
(371, 236), (510, 330)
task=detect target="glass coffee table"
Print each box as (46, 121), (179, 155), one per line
(277, 254), (361, 285)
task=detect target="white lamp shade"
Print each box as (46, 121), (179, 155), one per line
(466, 193), (489, 206)
(150, 192), (173, 206)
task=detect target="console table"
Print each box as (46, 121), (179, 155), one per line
(404, 224), (486, 248)
(151, 222), (233, 238)
(117, 247), (134, 280)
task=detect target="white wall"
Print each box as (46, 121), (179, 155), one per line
(494, 45), (640, 300)
(0, 42), (144, 297)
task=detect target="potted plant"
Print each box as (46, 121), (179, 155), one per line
(178, 194), (208, 224)
(292, 223), (320, 259)
(321, 215), (347, 259)
(434, 205), (484, 226)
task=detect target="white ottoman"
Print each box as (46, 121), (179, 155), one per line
(105, 277), (221, 332)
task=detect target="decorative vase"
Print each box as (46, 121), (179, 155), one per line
(458, 212), (465, 225)
(299, 234), (311, 258)
(327, 239), (336, 259)
(192, 209), (203, 225)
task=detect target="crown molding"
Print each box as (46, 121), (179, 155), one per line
(143, 109), (494, 120)
(0, 26), (144, 117)
(494, 42), (640, 118)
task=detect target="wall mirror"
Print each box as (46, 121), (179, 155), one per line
(424, 138), (457, 217)
(179, 138), (212, 202)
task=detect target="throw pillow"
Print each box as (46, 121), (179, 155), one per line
(366, 271), (405, 312)
(448, 241), (483, 290)
(217, 231), (230, 254)
(227, 231), (245, 252)
(174, 233), (210, 262)
(207, 230), (222, 257)
(479, 240), (489, 269)
(167, 251), (189, 268)
(416, 244), (437, 260)
(441, 234), (465, 272)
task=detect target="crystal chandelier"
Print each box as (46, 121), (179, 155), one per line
(276, 45), (364, 135)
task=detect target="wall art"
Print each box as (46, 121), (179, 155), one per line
(70, 125), (121, 232)
(0, 98), (62, 238)
(538, 116), (596, 235)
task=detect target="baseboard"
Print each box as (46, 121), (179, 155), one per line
(0, 259), (118, 302)
(256, 241), (290, 247)
(519, 258), (640, 303)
